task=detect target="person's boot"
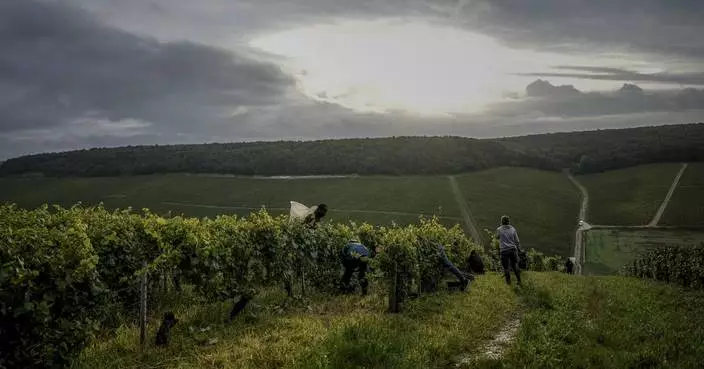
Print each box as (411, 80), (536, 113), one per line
(229, 295), (250, 321)
(360, 280), (369, 296)
(504, 272), (511, 285)
(460, 278), (469, 292)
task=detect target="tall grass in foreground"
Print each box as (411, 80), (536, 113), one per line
(473, 273), (704, 369)
(73, 275), (518, 369)
(75, 272), (704, 369)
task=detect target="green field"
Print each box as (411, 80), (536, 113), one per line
(583, 227), (704, 275)
(578, 163), (682, 225)
(0, 174), (463, 228)
(0, 168), (585, 256)
(3, 164), (700, 259)
(662, 163), (704, 226)
(456, 167), (581, 256)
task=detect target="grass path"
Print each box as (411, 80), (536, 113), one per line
(74, 275), (519, 369)
(74, 273), (704, 369)
(648, 163), (688, 227)
(448, 176), (483, 246)
(455, 312), (523, 367)
(566, 171), (589, 275)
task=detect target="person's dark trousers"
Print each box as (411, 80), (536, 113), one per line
(500, 249), (522, 285)
(439, 250), (469, 290)
(340, 258), (369, 295)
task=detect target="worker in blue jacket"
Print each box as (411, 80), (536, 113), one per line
(436, 243), (470, 291)
(339, 240), (373, 295)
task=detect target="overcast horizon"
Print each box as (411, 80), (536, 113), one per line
(2, 0), (704, 160)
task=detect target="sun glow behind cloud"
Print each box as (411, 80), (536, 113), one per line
(249, 19), (652, 116)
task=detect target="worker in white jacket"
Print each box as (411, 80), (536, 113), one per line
(289, 201), (327, 228)
(304, 204), (327, 228)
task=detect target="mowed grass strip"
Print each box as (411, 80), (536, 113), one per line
(73, 275), (518, 369)
(661, 163), (704, 226)
(474, 273), (704, 369)
(0, 175), (462, 227)
(578, 163), (682, 226)
(455, 167), (581, 256)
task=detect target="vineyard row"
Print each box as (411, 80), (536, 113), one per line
(0, 204), (563, 368)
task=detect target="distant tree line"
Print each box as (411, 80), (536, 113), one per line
(500, 123), (704, 174)
(1, 124), (703, 177)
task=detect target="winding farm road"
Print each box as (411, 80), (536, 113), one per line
(648, 163), (688, 227)
(448, 176), (484, 247)
(566, 170), (589, 275)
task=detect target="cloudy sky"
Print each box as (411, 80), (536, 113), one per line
(1, 0), (703, 159)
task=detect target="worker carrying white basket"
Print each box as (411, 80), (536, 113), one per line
(289, 201), (328, 228)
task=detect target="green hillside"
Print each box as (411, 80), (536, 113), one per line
(456, 168), (581, 256)
(4, 163), (702, 259)
(72, 273), (704, 369)
(0, 174), (462, 228)
(2, 124), (704, 177)
(582, 228), (704, 275)
(578, 163), (682, 225)
(662, 163), (704, 226)
(0, 168), (585, 256)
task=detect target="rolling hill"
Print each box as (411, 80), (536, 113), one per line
(0, 167), (579, 256)
(662, 163), (704, 226)
(578, 163), (683, 225)
(2, 124), (703, 177)
(455, 168), (581, 256)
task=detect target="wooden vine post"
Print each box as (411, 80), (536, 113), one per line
(388, 261), (400, 313)
(139, 262), (148, 348)
(301, 265), (306, 297)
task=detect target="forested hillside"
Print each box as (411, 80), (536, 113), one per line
(1, 124), (702, 177)
(501, 123), (704, 173)
(0, 137), (543, 177)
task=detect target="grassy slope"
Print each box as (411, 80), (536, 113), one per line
(74, 273), (704, 369)
(455, 168), (581, 256)
(661, 163), (704, 226)
(73, 275), (518, 369)
(583, 228), (704, 275)
(0, 168), (582, 256)
(579, 163), (681, 225)
(476, 273), (704, 369)
(0, 175), (462, 228)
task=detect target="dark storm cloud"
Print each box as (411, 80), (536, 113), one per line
(516, 66), (704, 86)
(2, 0), (704, 160)
(454, 0), (704, 60)
(0, 0), (292, 134)
(490, 80), (704, 118)
(71, 0), (704, 83)
(524, 80), (581, 98)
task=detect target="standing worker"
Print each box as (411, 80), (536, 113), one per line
(496, 215), (522, 286)
(339, 240), (372, 295)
